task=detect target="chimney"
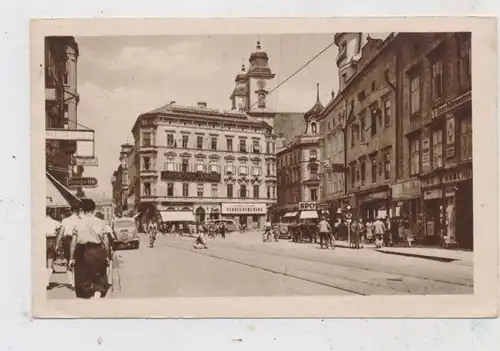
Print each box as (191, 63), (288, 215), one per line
(197, 101), (207, 109)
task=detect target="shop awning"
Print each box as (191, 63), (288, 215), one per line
(300, 211), (318, 219)
(160, 211), (195, 223)
(283, 212), (298, 218)
(46, 172), (82, 208)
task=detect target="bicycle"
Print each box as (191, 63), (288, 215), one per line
(262, 230), (272, 243)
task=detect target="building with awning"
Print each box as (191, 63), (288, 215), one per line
(299, 210), (318, 220)
(159, 210), (196, 223)
(46, 171), (82, 219)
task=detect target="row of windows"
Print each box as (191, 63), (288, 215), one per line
(140, 158), (277, 176)
(408, 38), (471, 118)
(279, 168), (318, 185)
(350, 149), (391, 187)
(350, 98), (391, 148)
(409, 117), (472, 175)
(142, 132), (276, 154)
(278, 187), (318, 203)
(278, 149), (317, 168)
(142, 182), (276, 199)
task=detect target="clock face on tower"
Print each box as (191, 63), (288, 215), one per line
(257, 79), (267, 90)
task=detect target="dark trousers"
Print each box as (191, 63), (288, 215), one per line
(319, 232), (329, 247)
(62, 236), (72, 262)
(74, 243), (109, 299)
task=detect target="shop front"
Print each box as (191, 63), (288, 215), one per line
(442, 166), (473, 249)
(356, 188), (390, 221)
(390, 179), (421, 240)
(221, 203), (267, 230)
(420, 165), (472, 249)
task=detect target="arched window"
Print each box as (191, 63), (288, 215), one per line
(311, 122), (317, 134)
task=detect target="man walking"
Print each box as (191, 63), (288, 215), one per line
(373, 217), (386, 249)
(56, 205), (81, 290)
(69, 199), (111, 299)
(317, 217), (332, 249)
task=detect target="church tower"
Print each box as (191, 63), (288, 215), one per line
(230, 63), (248, 112)
(245, 40), (277, 129)
(303, 83), (324, 135)
(334, 33), (369, 91)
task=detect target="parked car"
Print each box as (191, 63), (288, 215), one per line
(112, 217), (139, 249)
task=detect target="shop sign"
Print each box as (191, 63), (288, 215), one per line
(299, 202), (318, 211)
(67, 177), (98, 188)
(432, 91), (471, 119)
(160, 170), (221, 182)
(446, 116), (456, 159)
(442, 169), (472, 185)
(421, 128), (431, 173)
(391, 180), (421, 200)
(444, 188), (456, 197)
(221, 203), (267, 214)
(421, 176), (441, 189)
(46, 129), (94, 141)
(423, 188), (442, 200)
(365, 191), (389, 201)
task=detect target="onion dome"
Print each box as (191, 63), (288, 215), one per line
(235, 63), (247, 83)
(249, 41), (269, 62)
(304, 83), (324, 122)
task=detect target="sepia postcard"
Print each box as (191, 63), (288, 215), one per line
(31, 17), (498, 318)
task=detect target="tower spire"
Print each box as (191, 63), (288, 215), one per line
(316, 83), (320, 102)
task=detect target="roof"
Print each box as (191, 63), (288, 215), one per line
(304, 83), (324, 121)
(274, 112), (306, 148)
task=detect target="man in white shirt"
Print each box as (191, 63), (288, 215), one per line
(45, 209), (61, 289)
(69, 199), (111, 299)
(373, 218), (386, 248)
(56, 205), (81, 289)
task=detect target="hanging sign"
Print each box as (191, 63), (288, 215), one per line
(446, 115), (456, 159)
(421, 128), (431, 173)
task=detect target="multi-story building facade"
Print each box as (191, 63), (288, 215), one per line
(111, 143), (133, 216)
(275, 85), (323, 220)
(96, 199), (114, 221)
(319, 34), (398, 222)
(398, 32), (472, 248)
(130, 102), (277, 230)
(319, 32), (473, 249)
(45, 36), (88, 217)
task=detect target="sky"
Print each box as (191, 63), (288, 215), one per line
(75, 33), (387, 198)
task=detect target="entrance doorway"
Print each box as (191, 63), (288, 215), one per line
(456, 180), (473, 249)
(195, 207), (206, 224)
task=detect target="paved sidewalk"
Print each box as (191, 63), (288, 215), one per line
(375, 247), (473, 265)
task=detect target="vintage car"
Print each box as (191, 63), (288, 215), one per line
(112, 217), (139, 250)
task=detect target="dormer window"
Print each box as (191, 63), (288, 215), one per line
(311, 122), (317, 134)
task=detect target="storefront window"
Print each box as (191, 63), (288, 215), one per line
(460, 117), (472, 161)
(432, 129), (443, 169)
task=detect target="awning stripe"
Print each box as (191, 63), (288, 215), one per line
(160, 211), (195, 223)
(300, 211), (318, 219)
